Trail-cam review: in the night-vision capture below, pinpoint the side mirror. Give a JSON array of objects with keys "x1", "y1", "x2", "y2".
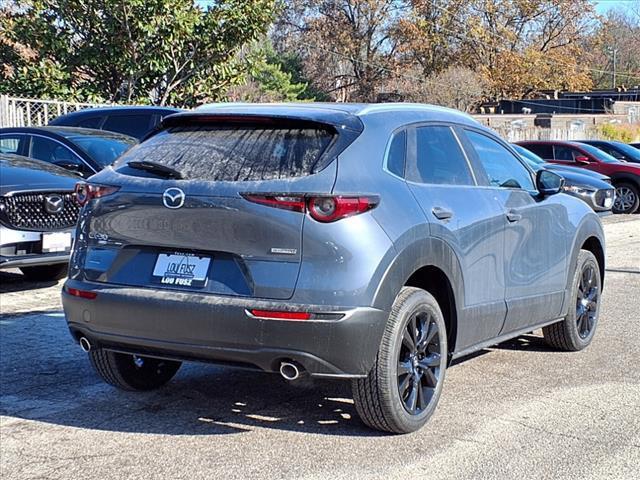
[
  {"x1": 575, "y1": 155, "x2": 591, "y2": 165},
  {"x1": 536, "y1": 169, "x2": 564, "y2": 196},
  {"x1": 55, "y1": 161, "x2": 82, "y2": 171}
]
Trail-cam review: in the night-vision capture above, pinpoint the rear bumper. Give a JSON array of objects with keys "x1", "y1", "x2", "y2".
[{"x1": 62, "y1": 279, "x2": 388, "y2": 378}]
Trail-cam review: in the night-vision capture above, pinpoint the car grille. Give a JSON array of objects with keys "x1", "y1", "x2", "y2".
[{"x1": 0, "y1": 191, "x2": 79, "y2": 232}]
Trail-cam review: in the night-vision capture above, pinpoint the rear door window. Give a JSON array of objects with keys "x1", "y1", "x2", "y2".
[
  {"x1": 115, "y1": 125, "x2": 335, "y2": 181},
  {"x1": 408, "y1": 125, "x2": 474, "y2": 185},
  {"x1": 103, "y1": 114, "x2": 152, "y2": 138},
  {"x1": 521, "y1": 144, "x2": 552, "y2": 159}
]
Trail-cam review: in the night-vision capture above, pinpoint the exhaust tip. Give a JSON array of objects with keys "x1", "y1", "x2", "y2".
[
  {"x1": 79, "y1": 337, "x2": 91, "y2": 353},
  {"x1": 280, "y1": 361, "x2": 301, "y2": 381}
]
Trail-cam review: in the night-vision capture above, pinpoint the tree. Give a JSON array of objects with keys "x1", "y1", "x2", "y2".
[
  {"x1": 587, "y1": 8, "x2": 640, "y2": 88},
  {"x1": 275, "y1": 0, "x2": 408, "y2": 102},
  {"x1": 0, "y1": 0, "x2": 277, "y2": 106},
  {"x1": 226, "y1": 40, "x2": 310, "y2": 101}
]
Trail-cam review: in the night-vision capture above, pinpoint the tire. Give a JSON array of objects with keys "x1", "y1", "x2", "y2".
[
  {"x1": 613, "y1": 182, "x2": 639, "y2": 214},
  {"x1": 352, "y1": 287, "x2": 448, "y2": 434},
  {"x1": 89, "y1": 349, "x2": 181, "y2": 391},
  {"x1": 543, "y1": 250, "x2": 601, "y2": 351},
  {"x1": 20, "y1": 264, "x2": 68, "y2": 281}
]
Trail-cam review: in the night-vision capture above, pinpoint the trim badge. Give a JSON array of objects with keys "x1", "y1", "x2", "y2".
[{"x1": 162, "y1": 188, "x2": 185, "y2": 209}]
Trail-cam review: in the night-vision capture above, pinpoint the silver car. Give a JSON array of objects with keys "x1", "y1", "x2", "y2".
[{"x1": 62, "y1": 103, "x2": 605, "y2": 433}]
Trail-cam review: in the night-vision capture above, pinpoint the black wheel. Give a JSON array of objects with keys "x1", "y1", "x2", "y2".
[
  {"x1": 20, "y1": 264, "x2": 68, "y2": 281},
  {"x1": 613, "y1": 182, "x2": 639, "y2": 214},
  {"x1": 543, "y1": 250, "x2": 601, "y2": 351},
  {"x1": 89, "y1": 349, "x2": 181, "y2": 391},
  {"x1": 352, "y1": 287, "x2": 447, "y2": 434}
]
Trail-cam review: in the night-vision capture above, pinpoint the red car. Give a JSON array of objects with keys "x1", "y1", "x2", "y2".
[{"x1": 517, "y1": 140, "x2": 640, "y2": 214}]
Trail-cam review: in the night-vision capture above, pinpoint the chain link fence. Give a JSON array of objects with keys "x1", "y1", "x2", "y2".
[{"x1": 0, "y1": 95, "x2": 111, "y2": 127}]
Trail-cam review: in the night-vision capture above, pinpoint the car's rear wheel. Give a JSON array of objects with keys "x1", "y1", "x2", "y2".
[
  {"x1": 352, "y1": 287, "x2": 447, "y2": 434},
  {"x1": 89, "y1": 349, "x2": 181, "y2": 391},
  {"x1": 543, "y1": 250, "x2": 601, "y2": 351},
  {"x1": 613, "y1": 182, "x2": 639, "y2": 214},
  {"x1": 20, "y1": 264, "x2": 67, "y2": 281}
]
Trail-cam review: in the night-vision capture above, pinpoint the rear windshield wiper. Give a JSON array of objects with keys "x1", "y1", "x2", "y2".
[{"x1": 127, "y1": 160, "x2": 184, "y2": 179}]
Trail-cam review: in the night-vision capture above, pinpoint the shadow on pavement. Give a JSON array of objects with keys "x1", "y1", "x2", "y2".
[
  {"x1": 1, "y1": 312, "x2": 556, "y2": 438},
  {"x1": 0, "y1": 270, "x2": 60, "y2": 293},
  {"x1": 0, "y1": 312, "x2": 385, "y2": 437}
]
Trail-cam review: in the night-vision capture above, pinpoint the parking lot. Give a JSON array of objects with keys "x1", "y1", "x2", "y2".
[{"x1": 1, "y1": 214, "x2": 639, "y2": 480}]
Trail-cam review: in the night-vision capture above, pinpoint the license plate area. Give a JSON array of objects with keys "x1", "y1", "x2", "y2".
[
  {"x1": 152, "y1": 252, "x2": 211, "y2": 288},
  {"x1": 42, "y1": 232, "x2": 72, "y2": 253}
]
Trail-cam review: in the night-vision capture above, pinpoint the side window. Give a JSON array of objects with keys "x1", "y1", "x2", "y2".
[
  {"x1": 522, "y1": 143, "x2": 552, "y2": 159},
  {"x1": 29, "y1": 136, "x2": 88, "y2": 174},
  {"x1": 553, "y1": 145, "x2": 579, "y2": 162},
  {"x1": 0, "y1": 135, "x2": 24, "y2": 155},
  {"x1": 386, "y1": 130, "x2": 406, "y2": 177},
  {"x1": 76, "y1": 116, "x2": 104, "y2": 129},
  {"x1": 103, "y1": 114, "x2": 150, "y2": 138},
  {"x1": 408, "y1": 125, "x2": 474, "y2": 185},
  {"x1": 466, "y1": 130, "x2": 534, "y2": 190}
]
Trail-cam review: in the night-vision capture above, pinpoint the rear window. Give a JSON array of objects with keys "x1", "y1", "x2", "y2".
[{"x1": 115, "y1": 125, "x2": 335, "y2": 181}]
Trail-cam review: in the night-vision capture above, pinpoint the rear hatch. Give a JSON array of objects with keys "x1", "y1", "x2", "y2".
[{"x1": 78, "y1": 113, "x2": 362, "y2": 299}]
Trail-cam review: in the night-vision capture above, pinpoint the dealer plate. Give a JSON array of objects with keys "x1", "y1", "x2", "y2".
[{"x1": 152, "y1": 253, "x2": 211, "y2": 288}]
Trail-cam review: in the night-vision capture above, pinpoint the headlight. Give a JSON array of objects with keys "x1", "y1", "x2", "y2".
[
  {"x1": 562, "y1": 184, "x2": 596, "y2": 195},
  {"x1": 602, "y1": 190, "x2": 615, "y2": 209}
]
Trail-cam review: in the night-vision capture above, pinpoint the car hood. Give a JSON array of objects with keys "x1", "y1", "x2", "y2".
[
  {"x1": 553, "y1": 169, "x2": 612, "y2": 190},
  {"x1": 0, "y1": 155, "x2": 80, "y2": 195},
  {"x1": 543, "y1": 163, "x2": 610, "y2": 181}
]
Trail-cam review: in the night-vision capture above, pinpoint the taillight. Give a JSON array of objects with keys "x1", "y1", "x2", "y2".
[
  {"x1": 242, "y1": 194, "x2": 378, "y2": 222},
  {"x1": 241, "y1": 194, "x2": 305, "y2": 212},
  {"x1": 307, "y1": 196, "x2": 377, "y2": 222},
  {"x1": 75, "y1": 182, "x2": 120, "y2": 206}
]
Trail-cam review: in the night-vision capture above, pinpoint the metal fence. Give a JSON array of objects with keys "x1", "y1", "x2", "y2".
[
  {"x1": 494, "y1": 126, "x2": 600, "y2": 143},
  {"x1": 0, "y1": 95, "x2": 111, "y2": 127}
]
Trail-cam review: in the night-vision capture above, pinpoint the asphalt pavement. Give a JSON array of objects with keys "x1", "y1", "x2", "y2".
[{"x1": 1, "y1": 215, "x2": 639, "y2": 480}]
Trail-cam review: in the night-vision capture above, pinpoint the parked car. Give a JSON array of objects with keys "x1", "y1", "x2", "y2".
[
  {"x1": 516, "y1": 140, "x2": 640, "y2": 214},
  {"x1": 0, "y1": 153, "x2": 80, "y2": 280},
  {"x1": 49, "y1": 106, "x2": 182, "y2": 140},
  {"x1": 577, "y1": 140, "x2": 640, "y2": 164},
  {"x1": 0, "y1": 126, "x2": 137, "y2": 178},
  {"x1": 512, "y1": 144, "x2": 615, "y2": 213},
  {"x1": 63, "y1": 103, "x2": 605, "y2": 434}
]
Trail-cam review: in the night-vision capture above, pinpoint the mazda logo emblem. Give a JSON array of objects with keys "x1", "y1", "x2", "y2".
[
  {"x1": 44, "y1": 194, "x2": 65, "y2": 214},
  {"x1": 162, "y1": 187, "x2": 185, "y2": 209}
]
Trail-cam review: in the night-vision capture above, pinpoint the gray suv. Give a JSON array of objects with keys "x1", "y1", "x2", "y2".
[{"x1": 62, "y1": 103, "x2": 605, "y2": 433}]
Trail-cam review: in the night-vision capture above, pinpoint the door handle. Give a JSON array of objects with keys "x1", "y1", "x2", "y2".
[
  {"x1": 506, "y1": 209, "x2": 522, "y2": 222},
  {"x1": 432, "y1": 206, "x2": 453, "y2": 220}
]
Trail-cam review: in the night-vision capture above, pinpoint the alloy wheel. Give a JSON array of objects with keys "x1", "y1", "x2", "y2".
[
  {"x1": 397, "y1": 311, "x2": 443, "y2": 415},
  {"x1": 614, "y1": 186, "x2": 636, "y2": 212},
  {"x1": 576, "y1": 264, "x2": 598, "y2": 339}
]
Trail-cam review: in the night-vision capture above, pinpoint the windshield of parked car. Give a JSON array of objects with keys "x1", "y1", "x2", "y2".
[
  {"x1": 69, "y1": 135, "x2": 137, "y2": 167},
  {"x1": 573, "y1": 143, "x2": 620, "y2": 164},
  {"x1": 610, "y1": 142, "x2": 640, "y2": 161},
  {"x1": 512, "y1": 144, "x2": 544, "y2": 170}
]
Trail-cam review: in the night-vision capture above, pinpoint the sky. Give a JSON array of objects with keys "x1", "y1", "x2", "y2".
[{"x1": 593, "y1": 0, "x2": 638, "y2": 14}]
